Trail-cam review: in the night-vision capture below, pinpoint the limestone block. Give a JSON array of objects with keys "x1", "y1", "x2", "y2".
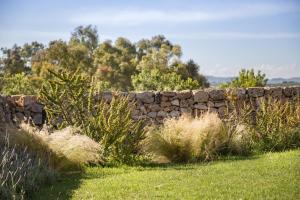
[
  {"x1": 214, "y1": 101, "x2": 226, "y2": 108},
  {"x1": 157, "y1": 110, "x2": 167, "y2": 118},
  {"x1": 161, "y1": 91, "x2": 176, "y2": 97},
  {"x1": 147, "y1": 112, "x2": 157, "y2": 118},
  {"x1": 226, "y1": 88, "x2": 247, "y2": 100},
  {"x1": 207, "y1": 101, "x2": 214, "y2": 108},
  {"x1": 140, "y1": 106, "x2": 147, "y2": 114},
  {"x1": 180, "y1": 108, "x2": 192, "y2": 115},
  {"x1": 180, "y1": 99, "x2": 189, "y2": 108},
  {"x1": 208, "y1": 89, "x2": 225, "y2": 101},
  {"x1": 193, "y1": 90, "x2": 209, "y2": 102},
  {"x1": 161, "y1": 101, "x2": 171, "y2": 107},
  {"x1": 170, "y1": 110, "x2": 180, "y2": 118},
  {"x1": 171, "y1": 99, "x2": 180, "y2": 106},
  {"x1": 248, "y1": 87, "x2": 264, "y2": 97},
  {"x1": 176, "y1": 90, "x2": 192, "y2": 99},
  {"x1": 161, "y1": 96, "x2": 169, "y2": 102},
  {"x1": 136, "y1": 92, "x2": 154, "y2": 103},
  {"x1": 193, "y1": 103, "x2": 208, "y2": 110},
  {"x1": 149, "y1": 104, "x2": 161, "y2": 112},
  {"x1": 265, "y1": 87, "x2": 282, "y2": 98}
]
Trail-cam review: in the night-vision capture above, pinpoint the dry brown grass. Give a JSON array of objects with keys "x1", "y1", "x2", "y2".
[
  {"x1": 0, "y1": 123, "x2": 104, "y2": 171},
  {"x1": 143, "y1": 112, "x2": 249, "y2": 163}
]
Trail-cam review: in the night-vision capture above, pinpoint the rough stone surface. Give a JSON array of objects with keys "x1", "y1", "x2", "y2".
[
  {"x1": 209, "y1": 89, "x2": 225, "y2": 101},
  {"x1": 136, "y1": 92, "x2": 154, "y2": 103},
  {"x1": 176, "y1": 90, "x2": 192, "y2": 99},
  {"x1": 248, "y1": 87, "x2": 265, "y2": 97},
  {"x1": 265, "y1": 87, "x2": 282, "y2": 97},
  {"x1": 193, "y1": 90, "x2": 209, "y2": 102},
  {"x1": 1, "y1": 86, "x2": 299, "y2": 126},
  {"x1": 194, "y1": 103, "x2": 208, "y2": 110},
  {"x1": 171, "y1": 99, "x2": 180, "y2": 106}
]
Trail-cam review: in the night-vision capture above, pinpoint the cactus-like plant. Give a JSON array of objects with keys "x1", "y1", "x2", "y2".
[{"x1": 40, "y1": 69, "x2": 145, "y2": 164}]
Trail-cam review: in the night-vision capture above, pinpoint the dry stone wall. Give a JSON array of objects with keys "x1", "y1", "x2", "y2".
[{"x1": 1, "y1": 86, "x2": 300, "y2": 126}]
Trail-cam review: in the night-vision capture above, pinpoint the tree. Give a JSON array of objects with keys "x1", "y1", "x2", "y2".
[
  {"x1": 132, "y1": 68, "x2": 199, "y2": 91},
  {"x1": 70, "y1": 25, "x2": 99, "y2": 53},
  {"x1": 1, "y1": 45, "x2": 27, "y2": 75},
  {"x1": 32, "y1": 39, "x2": 94, "y2": 77},
  {"x1": 93, "y1": 38, "x2": 137, "y2": 90},
  {"x1": 221, "y1": 69, "x2": 268, "y2": 88}
]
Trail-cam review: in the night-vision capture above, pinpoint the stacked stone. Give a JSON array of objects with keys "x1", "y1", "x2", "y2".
[
  {"x1": 1, "y1": 86, "x2": 300, "y2": 126},
  {"x1": 0, "y1": 95, "x2": 44, "y2": 126}
]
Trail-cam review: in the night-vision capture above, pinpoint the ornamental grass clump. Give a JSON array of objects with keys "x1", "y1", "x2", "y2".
[
  {"x1": 143, "y1": 112, "x2": 250, "y2": 163},
  {"x1": 0, "y1": 130, "x2": 56, "y2": 200},
  {"x1": 242, "y1": 98, "x2": 300, "y2": 152}
]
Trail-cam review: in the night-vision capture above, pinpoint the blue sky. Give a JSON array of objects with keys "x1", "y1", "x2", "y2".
[{"x1": 0, "y1": 0, "x2": 300, "y2": 78}]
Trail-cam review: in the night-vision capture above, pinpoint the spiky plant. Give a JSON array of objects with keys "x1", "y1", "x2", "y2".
[{"x1": 40, "y1": 69, "x2": 145, "y2": 164}]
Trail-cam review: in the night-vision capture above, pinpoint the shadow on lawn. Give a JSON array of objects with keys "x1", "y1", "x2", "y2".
[
  {"x1": 32, "y1": 172, "x2": 83, "y2": 200},
  {"x1": 32, "y1": 154, "x2": 261, "y2": 199},
  {"x1": 136, "y1": 154, "x2": 260, "y2": 171}
]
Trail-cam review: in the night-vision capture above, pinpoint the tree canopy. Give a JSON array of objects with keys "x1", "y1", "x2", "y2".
[{"x1": 0, "y1": 25, "x2": 209, "y2": 94}]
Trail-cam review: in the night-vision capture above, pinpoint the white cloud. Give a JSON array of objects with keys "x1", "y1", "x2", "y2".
[
  {"x1": 168, "y1": 32, "x2": 300, "y2": 40},
  {"x1": 69, "y1": 3, "x2": 299, "y2": 26},
  {"x1": 202, "y1": 64, "x2": 300, "y2": 78}
]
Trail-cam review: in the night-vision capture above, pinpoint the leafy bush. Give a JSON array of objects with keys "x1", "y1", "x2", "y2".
[
  {"x1": 40, "y1": 69, "x2": 145, "y2": 164},
  {"x1": 239, "y1": 98, "x2": 300, "y2": 151},
  {"x1": 143, "y1": 113, "x2": 250, "y2": 163},
  {"x1": 221, "y1": 69, "x2": 268, "y2": 88},
  {"x1": 132, "y1": 68, "x2": 200, "y2": 91},
  {"x1": 0, "y1": 130, "x2": 56, "y2": 199},
  {"x1": 0, "y1": 73, "x2": 42, "y2": 95}
]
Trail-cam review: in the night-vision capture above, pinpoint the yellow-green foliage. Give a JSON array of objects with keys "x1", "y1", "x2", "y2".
[
  {"x1": 143, "y1": 113, "x2": 249, "y2": 163},
  {"x1": 0, "y1": 73, "x2": 42, "y2": 95},
  {"x1": 242, "y1": 98, "x2": 300, "y2": 151},
  {"x1": 40, "y1": 69, "x2": 145, "y2": 164},
  {"x1": 221, "y1": 69, "x2": 267, "y2": 88}
]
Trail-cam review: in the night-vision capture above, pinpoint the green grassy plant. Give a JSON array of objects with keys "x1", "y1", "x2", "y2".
[{"x1": 238, "y1": 98, "x2": 300, "y2": 151}]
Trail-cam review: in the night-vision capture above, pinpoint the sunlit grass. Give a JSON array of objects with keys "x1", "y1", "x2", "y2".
[{"x1": 34, "y1": 149, "x2": 300, "y2": 200}]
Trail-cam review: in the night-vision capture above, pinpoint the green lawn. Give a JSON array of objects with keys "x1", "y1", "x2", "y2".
[{"x1": 33, "y1": 149, "x2": 300, "y2": 200}]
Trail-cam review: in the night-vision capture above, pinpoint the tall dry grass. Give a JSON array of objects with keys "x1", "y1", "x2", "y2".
[
  {"x1": 143, "y1": 113, "x2": 250, "y2": 163},
  {"x1": 1, "y1": 123, "x2": 104, "y2": 171}
]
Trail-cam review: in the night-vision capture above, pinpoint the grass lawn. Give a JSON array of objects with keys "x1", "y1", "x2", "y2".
[{"x1": 33, "y1": 149, "x2": 300, "y2": 200}]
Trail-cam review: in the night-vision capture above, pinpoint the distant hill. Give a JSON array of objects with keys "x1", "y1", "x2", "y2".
[{"x1": 206, "y1": 76, "x2": 300, "y2": 86}]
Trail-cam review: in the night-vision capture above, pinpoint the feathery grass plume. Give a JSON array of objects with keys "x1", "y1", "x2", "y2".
[
  {"x1": 0, "y1": 127, "x2": 56, "y2": 199},
  {"x1": 143, "y1": 112, "x2": 249, "y2": 163}
]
